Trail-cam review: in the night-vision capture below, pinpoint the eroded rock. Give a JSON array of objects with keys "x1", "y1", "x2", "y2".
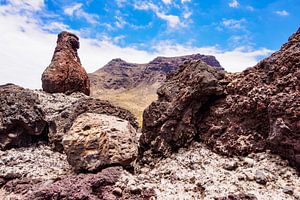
[
  {"x1": 34, "y1": 91, "x2": 138, "y2": 152},
  {"x1": 140, "y1": 60, "x2": 225, "y2": 158},
  {"x1": 63, "y1": 113, "x2": 138, "y2": 172},
  {"x1": 0, "y1": 84, "x2": 47, "y2": 150},
  {"x1": 42, "y1": 31, "x2": 90, "y2": 95}
]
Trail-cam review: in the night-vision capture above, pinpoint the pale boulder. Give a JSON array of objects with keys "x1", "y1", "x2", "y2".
[{"x1": 62, "y1": 113, "x2": 138, "y2": 172}]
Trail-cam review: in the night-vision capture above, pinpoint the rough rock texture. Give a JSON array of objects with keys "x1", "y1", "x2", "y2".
[
  {"x1": 117, "y1": 142, "x2": 300, "y2": 200},
  {"x1": 140, "y1": 61, "x2": 225, "y2": 158},
  {"x1": 140, "y1": 28, "x2": 300, "y2": 171},
  {"x1": 0, "y1": 144, "x2": 71, "y2": 187},
  {"x1": 0, "y1": 84, "x2": 47, "y2": 150},
  {"x1": 4, "y1": 167, "x2": 155, "y2": 200},
  {"x1": 34, "y1": 91, "x2": 138, "y2": 152},
  {"x1": 63, "y1": 113, "x2": 138, "y2": 172},
  {"x1": 198, "y1": 28, "x2": 300, "y2": 170},
  {"x1": 42, "y1": 31, "x2": 90, "y2": 95},
  {"x1": 1, "y1": 142, "x2": 299, "y2": 199}
]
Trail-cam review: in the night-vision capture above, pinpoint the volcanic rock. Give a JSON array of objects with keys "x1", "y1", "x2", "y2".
[
  {"x1": 139, "y1": 28, "x2": 300, "y2": 172},
  {"x1": 22, "y1": 167, "x2": 156, "y2": 200},
  {"x1": 0, "y1": 84, "x2": 47, "y2": 150},
  {"x1": 140, "y1": 61, "x2": 225, "y2": 158},
  {"x1": 62, "y1": 113, "x2": 138, "y2": 172},
  {"x1": 198, "y1": 28, "x2": 300, "y2": 170},
  {"x1": 42, "y1": 31, "x2": 90, "y2": 95},
  {"x1": 34, "y1": 91, "x2": 138, "y2": 152}
]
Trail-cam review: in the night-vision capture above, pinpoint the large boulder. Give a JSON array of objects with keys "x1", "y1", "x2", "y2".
[
  {"x1": 198, "y1": 28, "x2": 300, "y2": 170},
  {"x1": 62, "y1": 113, "x2": 138, "y2": 172},
  {"x1": 0, "y1": 84, "x2": 47, "y2": 150},
  {"x1": 140, "y1": 28, "x2": 300, "y2": 172},
  {"x1": 140, "y1": 61, "x2": 225, "y2": 158},
  {"x1": 42, "y1": 31, "x2": 90, "y2": 95},
  {"x1": 34, "y1": 91, "x2": 138, "y2": 152}
]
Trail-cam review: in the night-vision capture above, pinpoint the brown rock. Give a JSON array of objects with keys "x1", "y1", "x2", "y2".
[
  {"x1": 139, "y1": 28, "x2": 300, "y2": 172},
  {"x1": 20, "y1": 167, "x2": 156, "y2": 200},
  {"x1": 42, "y1": 31, "x2": 90, "y2": 95},
  {"x1": 0, "y1": 84, "x2": 47, "y2": 150},
  {"x1": 63, "y1": 113, "x2": 138, "y2": 172},
  {"x1": 198, "y1": 28, "x2": 300, "y2": 171},
  {"x1": 139, "y1": 61, "x2": 225, "y2": 158}
]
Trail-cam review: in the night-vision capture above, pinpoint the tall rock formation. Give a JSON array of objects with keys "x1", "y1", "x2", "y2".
[
  {"x1": 42, "y1": 31, "x2": 90, "y2": 95},
  {"x1": 140, "y1": 28, "x2": 300, "y2": 172}
]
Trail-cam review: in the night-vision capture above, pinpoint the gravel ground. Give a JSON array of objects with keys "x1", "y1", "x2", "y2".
[
  {"x1": 0, "y1": 142, "x2": 299, "y2": 200},
  {"x1": 0, "y1": 144, "x2": 72, "y2": 181},
  {"x1": 117, "y1": 142, "x2": 300, "y2": 200}
]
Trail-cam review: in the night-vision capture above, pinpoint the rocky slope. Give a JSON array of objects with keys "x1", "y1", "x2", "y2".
[
  {"x1": 140, "y1": 28, "x2": 300, "y2": 172},
  {"x1": 89, "y1": 54, "x2": 223, "y2": 125}
]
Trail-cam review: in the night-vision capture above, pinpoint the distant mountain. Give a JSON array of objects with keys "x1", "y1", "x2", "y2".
[
  {"x1": 88, "y1": 54, "x2": 223, "y2": 125},
  {"x1": 89, "y1": 54, "x2": 223, "y2": 91}
]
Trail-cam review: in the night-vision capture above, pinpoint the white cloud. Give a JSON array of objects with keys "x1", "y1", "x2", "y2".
[
  {"x1": 222, "y1": 18, "x2": 246, "y2": 30},
  {"x1": 0, "y1": 1, "x2": 273, "y2": 89},
  {"x1": 7, "y1": 0, "x2": 44, "y2": 11},
  {"x1": 229, "y1": 0, "x2": 239, "y2": 8},
  {"x1": 181, "y1": 0, "x2": 191, "y2": 3},
  {"x1": 162, "y1": 0, "x2": 173, "y2": 4},
  {"x1": 153, "y1": 41, "x2": 273, "y2": 72},
  {"x1": 116, "y1": 0, "x2": 127, "y2": 7},
  {"x1": 275, "y1": 10, "x2": 289, "y2": 16},
  {"x1": 183, "y1": 11, "x2": 192, "y2": 19},
  {"x1": 115, "y1": 16, "x2": 126, "y2": 28},
  {"x1": 134, "y1": 2, "x2": 182, "y2": 28},
  {"x1": 64, "y1": 3, "x2": 99, "y2": 24}
]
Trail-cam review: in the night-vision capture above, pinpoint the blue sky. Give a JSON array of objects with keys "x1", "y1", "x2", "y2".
[{"x1": 0, "y1": 0, "x2": 299, "y2": 88}]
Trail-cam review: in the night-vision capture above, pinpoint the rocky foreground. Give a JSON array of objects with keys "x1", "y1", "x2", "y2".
[
  {"x1": 0, "y1": 142, "x2": 299, "y2": 199},
  {"x1": 0, "y1": 28, "x2": 299, "y2": 200}
]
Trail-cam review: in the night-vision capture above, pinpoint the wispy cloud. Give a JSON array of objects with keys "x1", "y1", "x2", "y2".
[
  {"x1": 275, "y1": 10, "x2": 289, "y2": 16},
  {"x1": 222, "y1": 18, "x2": 246, "y2": 30},
  {"x1": 7, "y1": 0, "x2": 45, "y2": 11},
  {"x1": 229, "y1": 0, "x2": 239, "y2": 8},
  {"x1": 64, "y1": 3, "x2": 99, "y2": 24},
  {"x1": 134, "y1": 2, "x2": 182, "y2": 28},
  {"x1": 181, "y1": 0, "x2": 191, "y2": 3}
]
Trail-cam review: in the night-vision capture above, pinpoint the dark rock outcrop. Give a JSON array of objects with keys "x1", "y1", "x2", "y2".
[
  {"x1": 140, "y1": 61, "x2": 225, "y2": 158},
  {"x1": 199, "y1": 28, "x2": 300, "y2": 170},
  {"x1": 140, "y1": 28, "x2": 300, "y2": 171},
  {"x1": 42, "y1": 31, "x2": 90, "y2": 95},
  {"x1": 0, "y1": 84, "x2": 47, "y2": 150},
  {"x1": 34, "y1": 91, "x2": 138, "y2": 152}
]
